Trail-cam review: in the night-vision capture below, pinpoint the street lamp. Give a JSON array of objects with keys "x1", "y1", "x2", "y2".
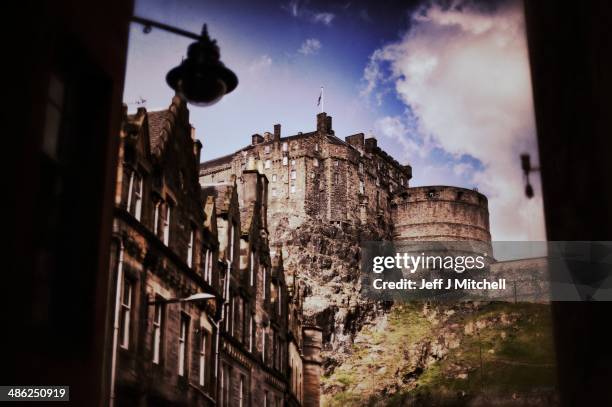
[{"x1": 132, "y1": 16, "x2": 238, "y2": 106}]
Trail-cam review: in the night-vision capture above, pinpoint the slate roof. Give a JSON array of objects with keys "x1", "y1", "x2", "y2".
[{"x1": 147, "y1": 110, "x2": 172, "y2": 151}]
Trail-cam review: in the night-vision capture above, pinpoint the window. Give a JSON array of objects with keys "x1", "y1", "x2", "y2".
[
  {"x1": 334, "y1": 160, "x2": 339, "y2": 166},
  {"x1": 187, "y1": 226, "x2": 195, "y2": 268},
  {"x1": 199, "y1": 332, "x2": 208, "y2": 387},
  {"x1": 314, "y1": 143, "x2": 319, "y2": 151},
  {"x1": 42, "y1": 74, "x2": 64, "y2": 160},
  {"x1": 359, "y1": 180, "x2": 365, "y2": 194},
  {"x1": 271, "y1": 187, "x2": 277, "y2": 197},
  {"x1": 400, "y1": 177, "x2": 404, "y2": 186},
  {"x1": 220, "y1": 363, "x2": 231, "y2": 407},
  {"x1": 264, "y1": 159, "x2": 271, "y2": 169},
  {"x1": 120, "y1": 278, "x2": 132, "y2": 349},
  {"x1": 272, "y1": 174, "x2": 277, "y2": 182},
  {"x1": 282, "y1": 142, "x2": 288, "y2": 151},
  {"x1": 290, "y1": 170, "x2": 297, "y2": 180},
  {"x1": 127, "y1": 170, "x2": 143, "y2": 221},
  {"x1": 178, "y1": 314, "x2": 189, "y2": 376},
  {"x1": 248, "y1": 314, "x2": 253, "y2": 352},
  {"x1": 204, "y1": 249, "x2": 210, "y2": 280},
  {"x1": 290, "y1": 183, "x2": 296, "y2": 193},
  {"x1": 333, "y1": 173, "x2": 339, "y2": 184},
  {"x1": 264, "y1": 145, "x2": 270, "y2": 154},
  {"x1": 229, "y1": 222, "x2": 235, "y2": 261},
  {"x1": 282, "y1": 156, "x2": 288, "y2": 166},
  {"x1": 278, "y1": 286, "x2": 282, "y2": 316},
  {"x1": 264, "y1": 391, "x2": 269, "y2": 407},
  {"x1": 231, "y1": 296, "x2": 237, "y2": 336},
  {"x1": 313, "y1": 158, "x2": 319, "y2": 167},
  {"x1": 153, "y1": 200, "x2": 160, "y2": 235},
  {"x1": 152, "y1": 301, "x2": 164, "y2": 364},
  {"x1": 262, "y1": 328, "x2": 267, "y2": 362},
  {"x1": 224, "y1": 294, "x2": 231, "y2": 332},
  {"x1": 376, "y1": 177, "x2": 380, "y2": 187},
  {"x1": 250, "y1": 251, "x2": 255, "y2": 286},
  {"x1": 239, "y1": 375, "x2": 246, "y2": 407},
  {"x1": 163, "y1": 202, "x2": 172, "y2": 246},
  {"x1": 359, "y1": 162, "x2": 364, "y2": 173},
  {"x1": 291, "y1": 159, "x2": 296, "y2": 166},
  {"x1": 263, "y1": 268, "x2": 267, "y2": 299}
]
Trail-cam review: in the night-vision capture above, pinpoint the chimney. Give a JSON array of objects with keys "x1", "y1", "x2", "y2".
[
  {"x1": 252, "y1": 133, "x2": 264, "y2": 145},
  {"x1": 273, "y1": 124, "x2": 281, "y2": 141},
  {"x1": 194, "y1": 139, "x2": 202, "y2": 163},
  {"x1": 316, "y1": 112, "x2": 327, "y2": 133},
  {"x1": 345, "y1": 133, "x2": 365, "y2": 149},
  {"x1": 365, "y1": 137, "x2": 378, "y2": 151},
  {"x1": 325, "y1": 115, "x2": 333, "y2": 133}
]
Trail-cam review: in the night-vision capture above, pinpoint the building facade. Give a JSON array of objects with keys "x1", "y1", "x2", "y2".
[
  {"x1": 199, "y1": 113, "x2": 413, "y2": 233},
  {"x1": 109, "y1": 96, "x2": 319, "y2": 406}
]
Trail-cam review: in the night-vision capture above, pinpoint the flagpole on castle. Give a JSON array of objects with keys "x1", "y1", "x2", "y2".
[{"x1": 318, "y1": 86, "x2": 324, "y2": 113}]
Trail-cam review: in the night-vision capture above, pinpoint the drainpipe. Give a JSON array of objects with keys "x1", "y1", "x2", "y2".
[
  {"x1": 210, "y1": 259, "x2": 231, "y2": 401},
  {"x1": 109, "y1": 239, "x2": 125, "y2": 407}
]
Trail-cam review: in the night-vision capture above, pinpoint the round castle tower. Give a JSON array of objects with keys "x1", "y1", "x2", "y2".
[{"x1": 392, "y1": 186, "x2": 491, "y2": 243}]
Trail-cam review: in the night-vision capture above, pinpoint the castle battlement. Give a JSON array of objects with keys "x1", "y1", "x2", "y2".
[{"x1": 200, "y1": 112, "x2": 413, "y2": 231}]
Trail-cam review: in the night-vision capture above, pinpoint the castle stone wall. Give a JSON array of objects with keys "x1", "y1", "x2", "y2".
[{"x1": 392, "y1": 186, "x2": 491, "y2": 243}]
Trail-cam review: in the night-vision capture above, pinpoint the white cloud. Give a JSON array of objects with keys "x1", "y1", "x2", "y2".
[
  {"x1": 375, "y1": 116, "x2": 422, "y2": 162},
  {"x1": 364, "y1": 1, "x2": 545, "y2": 241},
  {"x1": 282, "y1": 1, "x2": 335, "y2": 26},
  {"x1": 249, "y1": 54, "x2": 273, "y2": 71},
  {"x1": 311, "y1": 12, "x2": 335, "y2": 25},
  {"x1": 299, "y1": 38, "x2": 322, "y2": 55},
  {"x1": 453, "y1": 162, "x2": 474, "y2": 177}
]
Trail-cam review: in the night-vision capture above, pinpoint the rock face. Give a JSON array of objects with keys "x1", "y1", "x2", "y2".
[{"x1": 270, "y1": 215, "x2": 392, "y2": 371}]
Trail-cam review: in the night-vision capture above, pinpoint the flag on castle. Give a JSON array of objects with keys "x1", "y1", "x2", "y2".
[{"x1": 317, "y1": 86, "x2": 323, "y2": 112}]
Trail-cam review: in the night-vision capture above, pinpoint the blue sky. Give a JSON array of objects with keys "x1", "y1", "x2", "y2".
[{"x1": 123, "y1": 0, "x2": 545, "y2": 241}]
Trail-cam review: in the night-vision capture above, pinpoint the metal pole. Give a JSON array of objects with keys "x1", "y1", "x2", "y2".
[{"x1": 131, "y1": 16, "x2": 203, "y2": 41}]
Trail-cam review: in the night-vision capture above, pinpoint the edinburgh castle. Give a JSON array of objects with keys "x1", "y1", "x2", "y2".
[{"x1": 108, "y1": 95, "x2": 523, "y2": 406}]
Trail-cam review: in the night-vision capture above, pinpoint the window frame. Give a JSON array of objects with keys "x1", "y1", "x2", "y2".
[
  {"x1": 178, "y1": 313, "x2": 190, "y2": 377},
  {"x1": 119, "y1": 277, "x2": 132, "y2": 349}
]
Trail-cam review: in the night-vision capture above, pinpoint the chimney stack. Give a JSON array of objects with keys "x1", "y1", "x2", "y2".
[
  {"x1": 317, "y1": 113, "x2": 332, "y2": 134},
  {"x1": 273, "y1": 124, "x2": 281, "y2": 141}
]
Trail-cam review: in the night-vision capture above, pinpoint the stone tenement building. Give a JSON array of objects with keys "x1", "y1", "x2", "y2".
[{"x1": 108, "y1": 96, "x2": 320, "y2": 406}]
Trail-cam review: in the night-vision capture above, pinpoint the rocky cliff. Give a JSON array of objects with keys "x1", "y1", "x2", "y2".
[{"x1": 270, "y1": 215, "x2": 392, "y2": 372}]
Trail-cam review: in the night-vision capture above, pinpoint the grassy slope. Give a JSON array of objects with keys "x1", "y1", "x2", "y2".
[{"x1": 322, "y1": 303, "x2": 557, "y2": 406}]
